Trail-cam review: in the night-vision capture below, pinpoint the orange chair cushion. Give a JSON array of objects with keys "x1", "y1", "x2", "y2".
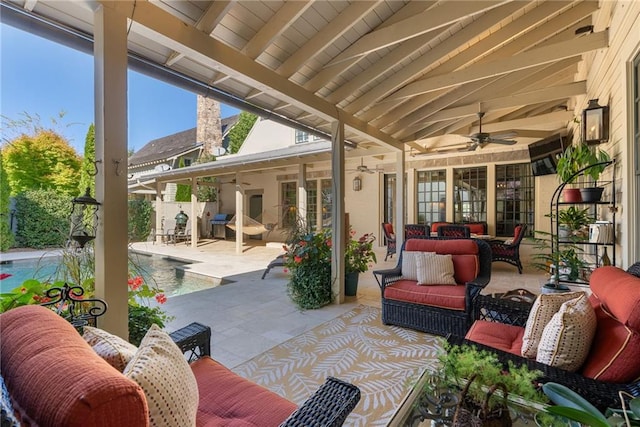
[
  {"x1": 430, "y1": 222, "x2": 450, "y2": 233},
  {"x1": 0, "y1": 305, "x2": 148, "y2": 427},
  {"x1": 405, "y1": 239, "x2": 479, "y2": 284},
  {"x1": 580, "y1": 295, "x2": 640, "y2": 382},
  {"x1": 466, "y1": 320, "x2": 525, "y2": 356},
  {"x1": 589, "y1": 266, "x2": 640, "y2": 331},
  {"x1": 465, "y1": 223, "x2": 485, "y2": 234},
  {"x1": 384, "y1": 280, "x2": 466, "y2": 310},
  {"x1": 192, "y1": 357, "x2": 296, "y2": 427}
]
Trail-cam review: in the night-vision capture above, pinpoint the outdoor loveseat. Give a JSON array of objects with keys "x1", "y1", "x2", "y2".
[
  {"x1": 373, "y1": 238, "x2": 492, "y2": 337},
  {"x1": 0, "y1": 305, "x2": 360, "y2": 426},
  {"x1": 454, "y1": 264, "x2": 640, "y2": 410}
]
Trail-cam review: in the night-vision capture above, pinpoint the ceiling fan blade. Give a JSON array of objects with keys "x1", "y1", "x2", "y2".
[{"x1": 486, "y1": 138, "x2": 517, "y2": 145}]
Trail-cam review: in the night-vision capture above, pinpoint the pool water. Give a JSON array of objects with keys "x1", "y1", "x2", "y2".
[{"x1": 0, "y1": 253, "x2": 221, "y2": 297}]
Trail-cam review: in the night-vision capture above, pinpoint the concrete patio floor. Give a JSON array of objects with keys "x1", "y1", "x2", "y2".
[{"x1": 130, "y1": 238, "x2": 549, "y2": 369}]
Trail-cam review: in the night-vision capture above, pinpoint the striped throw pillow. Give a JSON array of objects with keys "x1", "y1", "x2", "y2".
[{"x1": 416, "y1": 253, "x2": 457, "y2": 285}]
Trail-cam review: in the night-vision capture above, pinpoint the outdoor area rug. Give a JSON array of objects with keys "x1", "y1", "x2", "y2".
[{"x1": 232, "y1": 304, "x2": 443, "y2": 426}]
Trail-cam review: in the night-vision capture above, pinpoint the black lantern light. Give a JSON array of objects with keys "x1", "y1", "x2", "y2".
[
  {"x1": 582, "y1": 99, "x2": 609, "y2": 145},
  {"x1": 70, "y1": 187, "x2": 100, "y2": 248}
]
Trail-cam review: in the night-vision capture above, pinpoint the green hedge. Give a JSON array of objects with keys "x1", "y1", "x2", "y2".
[
  {"x1": 15, "y1": 189, "x2": 70, "y2": 248},
  {"x1": 128, "y1": 199, "x2": 152, "y2": 242}
]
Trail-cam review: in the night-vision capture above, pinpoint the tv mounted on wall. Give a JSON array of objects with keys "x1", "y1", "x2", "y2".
[{"x1": 528, "y1": 134, "x2": 567, "y2": 176}]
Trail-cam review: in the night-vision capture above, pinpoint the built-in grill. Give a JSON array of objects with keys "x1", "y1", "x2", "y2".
[{"x1": 210, "y1": 213, "x2": 233, "y2": 239}]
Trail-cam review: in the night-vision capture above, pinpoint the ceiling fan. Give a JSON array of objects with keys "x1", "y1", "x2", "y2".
[
  {"x1": 462, "y1": 112, "x2": 517, "y2": 151},
  {"x1": 347, "y1": 158, "x2": 384, "y2": 174}
]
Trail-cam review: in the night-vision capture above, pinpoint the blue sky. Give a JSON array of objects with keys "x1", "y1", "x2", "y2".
[{"x1": 1, "y1": 24, "x2": 239, "y2": 154}]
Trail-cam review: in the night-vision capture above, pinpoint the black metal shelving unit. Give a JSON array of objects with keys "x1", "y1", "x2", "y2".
[{"x1": 549, "y1": 160, "x2": 616, "y2": 286}]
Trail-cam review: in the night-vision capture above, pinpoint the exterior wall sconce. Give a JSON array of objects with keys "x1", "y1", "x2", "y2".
[
  {"x1": 69, "y1": 187, "x2": 100, "y2": 249},
  {"x1": 352, "y1": 176, "x2": 362, "y2": 192},
  {"x1": 582, "y1": 99, "x2": 609, "y2": 145}
]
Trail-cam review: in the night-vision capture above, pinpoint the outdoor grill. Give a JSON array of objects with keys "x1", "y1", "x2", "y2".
[{"x1": 210, "y1": 213, "x2": 234, "y2": 240}]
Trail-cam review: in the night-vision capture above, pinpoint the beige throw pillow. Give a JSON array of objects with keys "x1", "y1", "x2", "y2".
[
  {"x1": 83, "y1": 326, "x2": 138, "y2": 372},
  {"x1": 521, "y1": 291, "x2": 583, "y2": 358},
  {"x1": 536, "y1": 294, "x2": 597, "y2": 371},
  {"x1": 124, "y1": 324, "x2": 199, "y2": 427},
  {"x1": 402, "y1": 251, "x2": 428, "y2": 281},
  {"x1": 416, "y1": 253, "x2": 457, "y2": 285}
]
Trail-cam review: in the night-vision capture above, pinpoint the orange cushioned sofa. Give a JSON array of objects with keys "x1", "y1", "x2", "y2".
[
  {"x1": 453, "y1": 265, "x2": 640, "y2": 410},
  {"x1": 0, "y1": 305, "x2": 360, "y2": 427},
  {"x1": 373, "y1": 238, "x2": 492, "y2": 337}
]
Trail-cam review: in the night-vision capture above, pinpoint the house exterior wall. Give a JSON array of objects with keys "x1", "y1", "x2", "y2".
[
  {"x1": 238, "y1": 117, "x2": 297, "y2": 155},
  {"x1": 576, "y1": 0, "x2": 640, "y2": 266}
]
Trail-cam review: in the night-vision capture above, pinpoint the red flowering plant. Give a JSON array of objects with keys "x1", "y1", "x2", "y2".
[
  {"x1": 127, "y1": 273, "x2": 173, "y2": 346},
  {"x1": 345, "y1": 229, "x2": 376, "y2": 274},
  {"x1": 283, "y1": 228, "x2": 333, "y2": 309}
]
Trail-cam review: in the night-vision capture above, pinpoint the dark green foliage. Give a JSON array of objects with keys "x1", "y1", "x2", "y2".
[
  {"x1": 14, "y1": 189, "x2": 70, "y2": 248},
  {"x1": 0, "y1": 151, "x2": 14, "y2": 251},
  {"x1": 228, "y1": 112, "x2": 257, "y2": 154},
  {"x1": 78, "y1": 124, "x2": 96, "y2": 197},
  {"x1": 194, "y1": 154, "x2": 217, "y2": 202},
  {"x1": 2, "y1": 130, "x2": 81, "y2": 196},
  {"x1": 128, "y1": 305, "x2": 170, "y2": 346},
  {"x1": 175, "y1": 157, "x2": 192, "y2": 202},
  {"x1": 128, "y1": 199, "x2": 153, "y2": 242}
]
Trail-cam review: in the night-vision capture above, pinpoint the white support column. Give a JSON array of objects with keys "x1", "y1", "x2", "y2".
[
  {"x1": 155, "y1": 183, "x2": 163, "y2": 244},
  {"x1": 235, "y1": 172, "x2": 244, "y2": 254},
  {"x1": 407, "y1": 168, "x2": 416, "y2": 224},
  {"x1": 190, "y1": 179, "x2": 198, "y2": 248},
  {"x1": 395, "y1": 151, "x2": 406, "y2": 250},
  {"x1": 93, "y1": 5, "x2": 129, "y2": 338},
  {"x1": 331, "y1": 121, "x2": 345, "y2": 304},
  {"x1": 316, "y1": 180, "x2": 323, "y2": 231},
  {"x1": 297, "y1": 164, "x2": 307, "y2": 229}
]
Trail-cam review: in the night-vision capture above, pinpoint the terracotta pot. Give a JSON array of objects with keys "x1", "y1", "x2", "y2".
[{"x1": 561, "y1": 188, "x2": 582, "y2": 203}]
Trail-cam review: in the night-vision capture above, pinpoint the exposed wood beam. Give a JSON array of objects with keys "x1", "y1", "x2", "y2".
[
  {"x1": 389, "y1": 30, "x2": 608, "y2": 100},
  {"x1": 242, "y1": 1, "x2": 312, "y2": 59},
  {"x1": 165, "y1": 0, "x2": 234, "y2": 66},
  {"x1": 325, "y1": 1, "x2": 510, "y2": 67},
  {"x1": 110, "y1": 0, "x2": 403, "y2": 150},
  {"x1": 413, "y1": 81, "x2": 586, "y2": 124},
  {"x1": 276, "y1": 1, "x2": 380, "y2": 77},
  {"x1": 303, "y1": 1, "x2": 436, "y2": 93},
  {"x1": 349, "y1": 0, "x2": 562, "y2": 117}
]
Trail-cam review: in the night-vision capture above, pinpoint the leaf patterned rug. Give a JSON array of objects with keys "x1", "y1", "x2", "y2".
[{"x1": 232, "y1": 304, "x2": 443, "y2": 426}]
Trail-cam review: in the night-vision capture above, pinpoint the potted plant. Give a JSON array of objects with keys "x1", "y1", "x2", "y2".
[
  {"x1": 557, "y1": 207, "x2": 593, "y2": 240},
  {"x1": 529, "y1": 231, "x2": 587, "y2": 292},
  {"x1": 556, "y1": 143, "x2": 611, "y2": 202},
  {"x1": 344, "y1": 229, "x2": 376, "y2": 296},
  {"x1": 419, "y1": 343, "x2": 548, "y2": 426}
]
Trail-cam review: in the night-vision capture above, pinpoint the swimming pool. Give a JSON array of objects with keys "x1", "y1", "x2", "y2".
[{"x1": 0, "y1": 253, "x2": 221, "y2": 297}]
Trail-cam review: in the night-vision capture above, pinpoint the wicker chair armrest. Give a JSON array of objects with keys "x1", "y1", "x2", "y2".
[
  {"x1": 446, "y1": 335, "x2": 639, "y2": 411},
  {"x1": 169, "y1": 322, "x2": 211, "y2": 363},
  {"x1": 280, "y1": 377, "x2": 361, "y2": 427},
  {"x1": 372, "y1": 267, "x2": 403, "y2": 290},
  {"x1": 472, "y1": 294, "x2": 533, "y2": 326}
]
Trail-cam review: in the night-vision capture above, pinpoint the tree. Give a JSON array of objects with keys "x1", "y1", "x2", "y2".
[
  {"x1": 0, "y1": 151, "x2": 14, "y2": 251},
  {"x1": 78, "y1": 124, "x2": 96, "y2": 197},
  {"x1": 228, "y1": 112, "x2": 258, "y2": 154},
  {"x1": 2, "y1": 130, "x2": 81, "y2": 196},
  {"x1": 174, "y1": 157, "x2": 191, "y2": 202}
]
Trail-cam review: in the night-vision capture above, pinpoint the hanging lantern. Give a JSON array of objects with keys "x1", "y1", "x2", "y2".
[{"x1": 69, "y1": 188, "x2": 100, "y2": 248}]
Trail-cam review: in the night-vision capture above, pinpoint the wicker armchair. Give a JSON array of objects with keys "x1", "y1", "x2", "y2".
[
  {"x1": 488, "y1": 223, "x2": 527, "y2": 273},
  {"x1": 381, "y1": 222, "x2": 396, "y2": 261},
  {"x1": 404, "y1": 223, "x2": 428, "y2": 239},
  {"x1": 373, "y1": 238, "x2": 492, "y2": 337},
  {"x1": 437, "y1": 224, "x2": 471, "y2": 238}
]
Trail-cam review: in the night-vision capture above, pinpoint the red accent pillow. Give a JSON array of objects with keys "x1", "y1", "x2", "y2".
[{"x1": 590, "y1": 266, "x2": 640, "y2": 331}]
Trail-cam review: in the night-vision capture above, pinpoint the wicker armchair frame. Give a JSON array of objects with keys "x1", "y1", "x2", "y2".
[
  {"x1": 487, "y1": 224, "x2": 527, "y2": 274},
  {"x1": 437, "y1": 224, "x2": 471, "y2": 238},
  {"x1": 381, "y1": 222, "x2": 397, "y2": 261},
  {"x1": 452, "y1": 289, "x2": 640, "y2": 411},
  {"x1": 173, "y1": 322, "x2": 360, "y2": 426},
  {"x1": 373, "y1": 238, "x2": 492, "y2": 337}
]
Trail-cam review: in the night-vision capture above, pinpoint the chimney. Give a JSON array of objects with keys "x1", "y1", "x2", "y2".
[{"x1": 196, "y1": 95, "x2": 222, "y2": 157}]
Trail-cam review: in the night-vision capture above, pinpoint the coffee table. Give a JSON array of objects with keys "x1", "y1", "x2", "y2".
[{"x1": 387, "y1": 370, "x2": 551, "y2": 427}]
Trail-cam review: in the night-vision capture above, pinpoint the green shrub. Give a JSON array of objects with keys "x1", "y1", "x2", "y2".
[
  {"x1": 128, "y1": 199, "x2": 153, "y2": 242},
  {"x1": 0, "y1": 151, "x2": 14, "y2": 251},
  {"x1": 14, "y1": 189, "x2": 70, "y2": 248}
]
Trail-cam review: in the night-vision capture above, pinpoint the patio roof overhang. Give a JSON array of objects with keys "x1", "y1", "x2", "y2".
[{"x1": 2, "y1": 0, "x2": 607, "y2": 155}]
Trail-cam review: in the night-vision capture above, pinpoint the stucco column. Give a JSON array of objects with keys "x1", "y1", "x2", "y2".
[
  {"x1": 395, "y1": 151, "x2": 405, "y2": 250},
  {"x1": 297, "y1": 164, "x2": 307, "y2": 229},
  {"x1": 235, "y1": 172, "x2": 244, "y2": 254},
  {"x1": 155, "y1": 183, "x2": 163, "y2": 244},
  {"x1": 331, "y1": 121, "x2": 345, "y2": 304},
  {"x1": 93, "y1": 4, "x2": 129, "y2": 338},
  {"x1": 191, "y1": 179, "x2": 198, "y2": 248}
]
